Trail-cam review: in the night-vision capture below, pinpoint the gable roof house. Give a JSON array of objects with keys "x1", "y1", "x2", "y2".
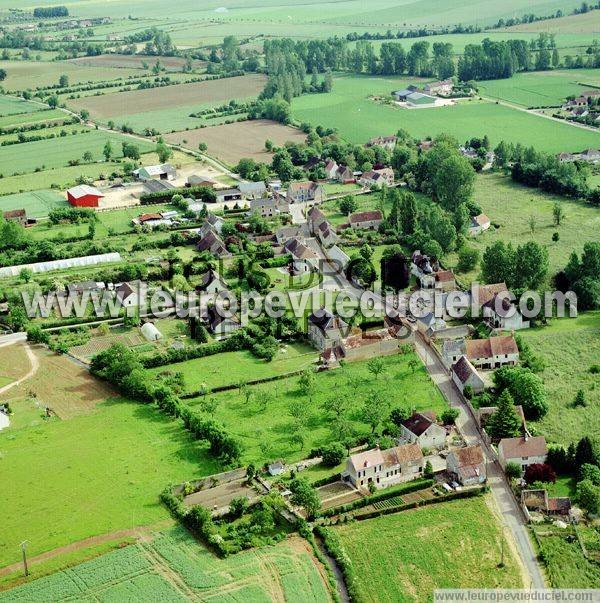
[
  {"x1": 482, "y1": 293, "x2": 530, "y2": 331},
  {"x1": 498, "y1": 435, "x2": 548, "y2": 473},
  {"x1": 287, "y1": 181, "x2": 325, "y2": 204},
  {"x1": 202, "y1": 306, "x2": 241, "y2": 339},
  {"x1": 469, "y1": 213, "x2": 491, "y2": 236},
  {"x1": 424, "y1": 79, "x2": 454, "y2": 96},
  {"x1": 334, "y1": 165, "x2": 354, "y2": 183},
  {"x1": 416, "y1": 312, "x2": 447, "y2": 338},
  {"x1": 365, "y1": 135, "x2": 398, "y2": 151},
  {"x1": 283, "y1": 237, "x2": 319, "y2": 273},
  {"x1": 196, "y1": 269, "x2": 228, "y2": 295},
  {"x1": 205, "y1": 212, "x2": 224, "y2": 234},
  {"x1": 349, "y1": 210, "x2": 383, "y2": 230},
  {"x1": 343, "y1": 443, "x2": 424, "y2": 491},
  {"x1": 446, "y1": 445, "x2": 486, "y2": 486},
  {"x1": 465, "y1": 335, "x2": 519, "y2": 369},
  {"x1": 316, "y1": 219, "x2": 339, "y2": 248},
  {"x1": 451, "y1": 355, "x2": 485, "y2": 395},
  {"x1": 358, "y1": 168, "x2": 394, "y2": 189},
  {"x1": 307, "y1": 205, "x2": 327, "y2": 234},
  {"x1": 400, "y1": 412, "x2": 447, "y2": 450},
  {"x1": 196, "y1": 230, "x2": 231, "y2": 258},
  {"x1": 307, "y1": 309, "x2": 349, "y2": 351},
  {"x1": 324, "y1": 159, "x2": 339, "y2": 180},
  {"x1": 434, "y1": 269, "x2": 456, "y2": 292},
  {"x1": 250, "y1": 196, "x2": 290, "y2": 218},
  {"x1": 116, "y1": 280, "x2": 143, "y2": 307}
]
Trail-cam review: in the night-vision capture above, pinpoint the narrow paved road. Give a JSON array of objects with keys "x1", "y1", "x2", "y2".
[{"x1": 413, "y1": 333, "x2": 545, "y2": 589}]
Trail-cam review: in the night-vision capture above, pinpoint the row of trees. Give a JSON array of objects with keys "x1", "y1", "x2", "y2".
[{"x1": 559, "y1": 242, "x2": 600, "y2": 310}]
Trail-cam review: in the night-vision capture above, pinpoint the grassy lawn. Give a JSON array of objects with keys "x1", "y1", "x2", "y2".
[
  {"x1": 520, "y1": 312, "x2": 600, "y2": 446},
  {"x1": 478, "y1": 69, "x2": 600, "y2": 108},
  {"x1": 186, "y1": 351, "x2": 447, "y2": 465},
  {"x1": 546, "y1": 476, "x2": 577, "y2": 498},
  {"x1": 0, "y1": 189, "x2": 67, "y2": 219},
  {"x1": 0, "y1": 397, "x2": 221, "y2": 568},
  {"x1": 0, "y1": 109, "x2": 66, "y2": 128},
  {"x1": 450, "y1": 173, "x2": 600, "y2": 283},
  {"x1": 292, "y1": 73, "x2": 600, "y2": 152},
  {"x1": 333, "y1": 495, "x2": 524, "y2": 601},
  {"x1": 148, "y1": 342, "x2": 318, "y2": 392},
  {"x1": 0, "y1": 527, "x2": 333, "y2": 601}
]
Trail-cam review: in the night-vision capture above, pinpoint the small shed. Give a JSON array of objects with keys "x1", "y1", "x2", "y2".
[
  {"x1": 268, "y1": 460, "x2": 284, "y2": 476},
  {"x1": 141, "y1": 322, "x2": 162, "y2": 342}
]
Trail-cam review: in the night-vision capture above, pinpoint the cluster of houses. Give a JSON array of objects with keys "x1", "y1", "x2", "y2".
[
  {"x1": 301, "y1": 156, "x2": 395, "y2": 190},
  {"x1": 557, "y1": 148, "x2": 600, "y2": 164},
  {"x1": 561, "y1": 89, "x2": 600, "y2": 124}
]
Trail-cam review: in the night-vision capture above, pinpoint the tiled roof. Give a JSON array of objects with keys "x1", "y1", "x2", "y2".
[
  {"x1": 402, "y1": 412, "x2": 434, "y2": 437},
  {"x1": 465, "y1": 336, "x2": 518, "y2": 360},
  {"x1": 452, "y1": 445, "x2": 484, "y2": 468},
  {"x1": 452, "y1": 356, "x2": 480, "y2": 384},
  {"x1": 499, "y1": 436, "x2": 547, "y2": 459},
  {"x1": 349, "y1": 210, "x2": 383, "y2": 224}
]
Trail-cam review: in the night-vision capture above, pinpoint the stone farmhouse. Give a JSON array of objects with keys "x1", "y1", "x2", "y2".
[
  {"x1": 334, "y1": 165, "x2": 354, "y2": 183},
  {"x1": 307, "y1": 206, "x2": 338, "y2": 247},
  {"x1": 424, "y1": 78, "x2": 454, "y2": 96},
  {"x1": 342, "y1": 443, "x2": 424, "y2": 490},
  {"x1": 358, "y1": 168, "x2": 394, "y2": 188},
  {"x1": 202, "y1": 306, "x2": 241, "y2": 339},
  {"x1": 446, "y1": 445, "x2": 486, "y2": 486},
  {"x1": 197, "y1": 230, "x2": 231, "y2": 258},
  {"x1": 482, "y1": 294, "x2": 530, "y2": 331},
  {"x1": 365, "y1": 135, "x2": 398, "y2": 151},
  {"x1": 349, "y1": 210, "x2": 383, "y2": 230},
  {"x1": 287, "y1": 181, "x2": 325, "y2": 204},
  {"x1": 196, "y1": 269, "x2": 228, "y2": 295},
  {"x1": 250, "y1": 196, "x2": 290, "y2": 218},
  {"x1": 498, "y1": 435, "x2": 548, "y2": 473},
  {"x1": 444, "y1": 336, "x2": 519, "y2": 370},
  {"x1": 283, "y1": 238, "x2": 319, "y2": 273},
  {"x1": 307, "y1": 309, "x2": 349, "y2": 351},
  {"x1": 400, "y1": 412, "x2": 447, "y2": 450}
]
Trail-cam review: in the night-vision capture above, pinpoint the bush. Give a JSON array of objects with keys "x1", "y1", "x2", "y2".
[{"x1": 321, "y1": 442, "x2": 346, "y2": 467}]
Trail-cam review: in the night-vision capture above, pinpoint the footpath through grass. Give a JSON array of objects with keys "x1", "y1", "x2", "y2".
[{"x1": 333, "y1": 495, "x2": 524, "y2": 602}]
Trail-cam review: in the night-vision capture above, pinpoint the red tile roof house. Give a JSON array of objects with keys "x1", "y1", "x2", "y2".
[
  {"x1": 433, "y1": 269, "x2": 456, "y2": 292},
  {"x1": 342, "y1": 443, "x2": 424, "y2": 491},
  {"x1": 400, "y1": 411, "x2": 447, "y2": 450},
  {"x1": 446, "y1": 445, "x2": 486, "y2": 486},
  {"x1": 465, "y1": 335, "x2": 519, "y2": 370},
  {"x1": 498, "y1": 435, "x2": 548, "y2": 474},
  {"x1": 348, "y1": 210, "x2": 383, "y2": 230},
  {"x1": 66, "y1": 185, "x2": 104, "y2": 208}
]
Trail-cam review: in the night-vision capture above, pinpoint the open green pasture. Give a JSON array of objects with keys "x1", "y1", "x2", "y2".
[
  {"x1": 520, "y1": 312, "x2": 600, "y2": 447},
  {"x1": 479, "y1": 69, "x2": 600, "y2": 107},
  {"x1": 0, "y1": 397, "x2": 221, "y2": 568},
  {"x1": 185, "y1": 351, "x2": 447, "y2": 465},
  {"x1": 0, "y1": 527, "x2": 332, "y2": 601},
  {"x1": 292, "y1": 73, "x2": 600, "y2": 152},
  {"x1": 454, "y1": 173, "x2": 600, "y2": 281},
  {"x1": 0, "y1": 130, "x2": 154, "y2": 176},
  {"x1": 332, "y1": 495, "x2": 524, "y2": 601}
]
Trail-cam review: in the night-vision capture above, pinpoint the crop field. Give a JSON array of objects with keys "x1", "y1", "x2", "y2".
[
  {"x1": 532, "y1": 524, "x2": 600, "y2": 588},
  {"x1": 479, "y1": 69, "x2": 600, "y2": 107},
  {"x1": 0, "y1": 527, "x2": 333, "y2": 601},
  {"x1": 0, "y1": 108, "x2": 67, "y2": 129},
  {"x1": 185, "y1": 351, "x2": 447, "y2": 465},
  {"x1": 292, "y1": 74, "x2": 600, "y2": 152},
  {"x1": 333, "y1": 495, "x2": 524, "y2": 601},
  {"x1": 67, "y1": 74, "x2": 267, "y2": 132},
  {"x1": 0, "y1": 129, "x2": 154, "y2": 176},
  {"x1": 451, "y1": 173, "x2": 600, "y2": 282},
  {"x1": 0, "y1": 394, "x2": 221, "y2": 568},
  {"x1": 0, "y1": 60, "x2": 143, "y2": 92},
  {"x1": 502, "y1": 10, "x2": 600, "y2": 34},
  {"x1": 69, "y1": 54, "x2": 207, "y2": 72},
  {"x1": 148, "y1": 342, "x2": 318, "y2": 392},
  {"x1": 0, "y1": 344, "x2": 29, "y2": 385},
  {"x1": 0, "y1": 95, "x2": 45, "y2": 117},
  {"x1": 166, "y1": 119, "x2": 307, "y2": 165},
  {"x1": 520, "y1": 313, "x2": 600, "y2": 447}
]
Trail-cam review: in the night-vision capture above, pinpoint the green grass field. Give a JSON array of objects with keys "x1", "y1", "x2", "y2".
[
  {"x1": 0, "y1": 397, "x2": 221, "y2": 568},
  {"x1": 0, "y1": 108, "x2": 66, "y2": 129},
  {"x1": 0, "y1": 189, "x2": 67, "y2": 219},
  {"x1": 0, "y1": 130, "x2": 154, "y2": 176},
  {"x1": 520, "y1": 312, "x2": 600, "y2": 447},
  {"x1": 149, "y1": 342, "x2": 318, "y2": 392},
  {"x1": 0, "y1": 527, "x2": 333, "y2": 601},
  {"x1": 449, "y1": 173, "x2": 600, "y2": 282},
  {"x1": 479, "y1": 69, "x2": 600, "y2": 107},
  {"x1": 333, "y1": 495, "x2": 524, "y2": 601},
  {"x1": 186, "y1": 351, "x2": 447, "y2": 465},
  {"x1": 0, "y1": 95, "x2": 46, "y2": 117},
  {"x1": 292, "y1": 73, "x2": 600, "y2": 152}
]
